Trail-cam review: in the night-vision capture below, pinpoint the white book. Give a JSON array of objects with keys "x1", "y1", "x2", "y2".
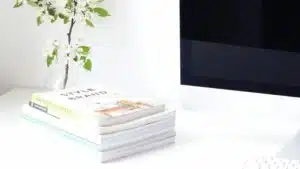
[
  {"x1": 100, "y1": 121, "x2": 174, "y2": 151},
  {"x1": 29, "y1": 86, "x2": 166, "y2": 126},
  {"x1": 100, "y1": 132, "x2": 175, "y2": 163},
  {"x1": 99, "y1": 109, "x2": 175, "y2": 135},
  {"x1": 25, "y1": 103, "x2": 175, "y2": 135},
  {"x1": 22, "y1": 104, "x2": 175, "y2": 151}
]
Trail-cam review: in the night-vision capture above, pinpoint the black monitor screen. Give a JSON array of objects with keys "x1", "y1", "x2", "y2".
[
  {"x1": 180, "y1": 0, "x2": 300, "y2": 97},
  {"x1": 181, "y1": 0, "x2": 300, "y2": 52}
]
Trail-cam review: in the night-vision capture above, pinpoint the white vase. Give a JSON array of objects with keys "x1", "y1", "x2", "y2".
[{"x1": 43, "y1": 59, "x2": 79, "y2": 91}]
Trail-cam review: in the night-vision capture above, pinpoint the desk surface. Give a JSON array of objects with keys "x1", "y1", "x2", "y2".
[{"x1": 0, "y1": 88, "x2": 300, "y2": 169}]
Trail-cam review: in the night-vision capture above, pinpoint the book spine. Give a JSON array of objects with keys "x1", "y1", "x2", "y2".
[{"x1": 31, "y1": 94, "x2": 78, "y2": 120}]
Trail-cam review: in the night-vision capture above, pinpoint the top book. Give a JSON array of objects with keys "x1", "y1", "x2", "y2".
[{"x1": 30, "y1": 86, "x2": 166, "y2": 126}]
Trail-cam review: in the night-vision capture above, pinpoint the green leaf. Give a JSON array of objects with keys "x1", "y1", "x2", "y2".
[
  {"x1": 85, "y1": 19, "x2": 94, "y2": 27},
  {"x1": 37, "y1": 16, "x2": 43, "y2": 26},
  {"x1": 51, "y1": 15, "x2": 58, "y2": 23},
  {"x1": 47, "y1": 8, "x2": 56, "y2": 16},
  {"x1": 47, "y1": 56, "x2": 53, "y2": 67},
  {"x1": 73, "y1": 56, "x2": 78, "y2": 62},
  {"x1": 80, "y1": 55, "x2": 87, "y2": 62},
  {"x1": 58, "y1": 13, "x2": 69, "y2": 24},
  {"x1": 26, "y1": 0, "x2": 38, "y2": 7},
  {"x1": 92, "y1": 0, "x2": 105, "y2": 3},
  {"x1": 66, "y1": 0, "x2": 72, "y2": 9},
  {"x1": 83, "y1": 59, "x2": 92, "y2": 71},
  {"x1": 63, "y1": 16, "x2": 70, "y2": 24},
  {"x1": 78, "y1": 46, "x2": 90, "y2": 54},
  {"x1": 13, "y1": 0, "x2": 23, "y2": 8},
  {"x1": 52, "y1": 48, "x2": 58, "y2": 57},
  {"x1": 58, "y1": 13, "x2": 65, "y2": 19},
  {"x1": 88, "y1": 7, "x2": 93, "y2": 12},
  {"x1": 85, "y1": 3, "x2": 94, "y2": 12},
  {"x1": 93, "y1": 7, "x2": 110, "y2": 17}
]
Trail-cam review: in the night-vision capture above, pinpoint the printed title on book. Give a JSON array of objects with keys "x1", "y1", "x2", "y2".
[{"x1": 60, "y1": 88, "x2": 108, "y2": 100}]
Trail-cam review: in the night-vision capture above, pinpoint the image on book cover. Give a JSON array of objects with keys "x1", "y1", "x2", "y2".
[{"x1": 90, "y1": 99, "x2": 156, "y2": 117}]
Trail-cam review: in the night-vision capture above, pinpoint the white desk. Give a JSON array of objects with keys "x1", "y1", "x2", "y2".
[{"x1": 0, "y1": 88, "x2": 300, "y2": 169}]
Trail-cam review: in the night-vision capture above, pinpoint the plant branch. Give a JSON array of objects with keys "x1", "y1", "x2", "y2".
[
  {"x1": 64, "y1": 0, "x2": 77, "y2": 89},
  {"x1": 67, "y1": 0, "x2": 77, "y2": 45},
  {"x1": 67, "y1": 19, "x2": 75, "y2": 45}
]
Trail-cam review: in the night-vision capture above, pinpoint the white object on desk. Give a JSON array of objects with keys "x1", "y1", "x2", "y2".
[{"x1": 0, "y1": 88, "x2": 300, "y2": 169}]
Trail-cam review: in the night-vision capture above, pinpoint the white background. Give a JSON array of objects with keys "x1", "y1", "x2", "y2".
[{"x1": 0, "y1": 0, "x2": 180, "y2": 101}]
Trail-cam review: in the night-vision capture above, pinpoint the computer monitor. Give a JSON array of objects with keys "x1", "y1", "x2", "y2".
[{"x1": 180, "y1": 0, "x2": 300, "y2": 112}]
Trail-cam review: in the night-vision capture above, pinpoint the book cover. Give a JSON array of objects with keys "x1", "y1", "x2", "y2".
[{"x1": 30, "y1": 86, "x2": 165, "y2": 125}]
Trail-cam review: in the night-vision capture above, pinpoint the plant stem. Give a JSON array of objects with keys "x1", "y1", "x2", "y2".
[
  {"x1": 63, "y1": 0, "x2": 77, "y2": 89},
  {"x1": 68, "y1": 19, "x2": 75, "y2": 44}
]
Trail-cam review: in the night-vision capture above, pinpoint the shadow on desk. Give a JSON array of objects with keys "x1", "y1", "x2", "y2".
[{"x1": 277, "y1": 130, "x2": 300, "y2": 161}]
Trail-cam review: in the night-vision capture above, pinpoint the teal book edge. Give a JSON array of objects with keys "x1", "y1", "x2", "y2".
[{"x1": 21, "y1": 114, "x2": 100, "y2": 151}]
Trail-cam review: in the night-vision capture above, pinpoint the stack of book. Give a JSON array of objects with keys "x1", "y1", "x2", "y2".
[{"x1": 22, "y1": 86, "x2": 176, "y2": 162}]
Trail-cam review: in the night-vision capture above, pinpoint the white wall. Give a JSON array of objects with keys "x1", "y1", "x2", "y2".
[{"x1": 0, "y1": 0, "x2": 180, "y2": 101}]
